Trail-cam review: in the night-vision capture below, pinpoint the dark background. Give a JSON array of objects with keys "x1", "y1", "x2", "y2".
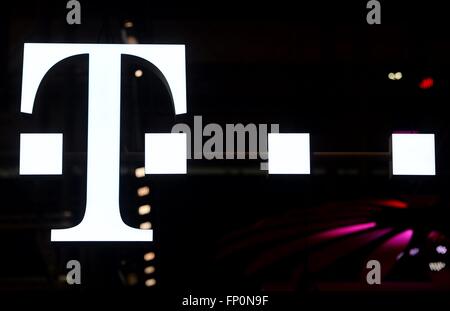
[{"x1": 1, "y1": 0, "x2": 449, "y2": 308}]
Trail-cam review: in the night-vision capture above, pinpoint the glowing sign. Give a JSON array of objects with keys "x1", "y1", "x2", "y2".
[
  {"x1": 20, "y1": 43, "x2": 187, "y2": 241},
  {"x1": 392, "y1": 134, "x2": 436, "y2": 176},
  {"x1": 19, "y1": 43, "x2": 438, "y2": 242}
]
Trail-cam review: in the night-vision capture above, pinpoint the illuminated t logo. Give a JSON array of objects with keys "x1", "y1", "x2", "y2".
[{"x1": 20, "y1": 43, "x2": 187, "y2": 241}]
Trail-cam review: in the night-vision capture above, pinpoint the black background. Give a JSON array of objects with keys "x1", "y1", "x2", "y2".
[{"x1": 1, "y1": 0, "x2": 450, "y2": 309}]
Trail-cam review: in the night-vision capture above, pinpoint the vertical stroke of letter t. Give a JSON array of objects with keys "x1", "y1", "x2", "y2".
[{"x1": 20, "y1": 43, "x2": 187, "y2": 241}]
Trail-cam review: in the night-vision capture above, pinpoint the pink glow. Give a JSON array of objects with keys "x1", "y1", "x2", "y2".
[
  {"x1": 318, "y1": 222, "x2": 377, "y2": 239},
  {"x1": 364, "y1": 229, "x2": 413, "y2": 278},
  {"x1": 389, "y1": 230, "x2": 414, "y2": 248},
  {"x1": 247, "y1": 222, "x2": 377, "y2": 274}
]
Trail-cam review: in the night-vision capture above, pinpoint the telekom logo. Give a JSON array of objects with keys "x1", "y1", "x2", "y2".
[
  {"x1": 20, "y1": 43, "x2": 187, "y2": 241},
  {"x1": 19, "y1": 43, "x2": 437, "y2": 242}
]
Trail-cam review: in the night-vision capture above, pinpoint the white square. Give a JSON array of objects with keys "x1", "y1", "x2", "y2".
[
  {"x1": 392, "y1": 134, "x2": 436, "y2": 175},
  {"x1": 268, "y1": 133, "x2": 310, "y2": 174},
  {"x1": 20, "y1": 133, "x2": 63, "y2": 175},
  {"x1": 145, "y1": 133, "x2": 187, "y2": 174}
]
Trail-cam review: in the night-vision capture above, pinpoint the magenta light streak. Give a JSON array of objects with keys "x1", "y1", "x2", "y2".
[
  {"x1": 318, "y1": 222, "x2": 377, "y2": 240},
  {"x1": 364, "y1": 229, "x2": 413, "y2": 278},
  {"x1": 247, "y1": 222, "x2": 377, "y2": 274},
  {"x1": 388, "y1": 229, "x2": 414, "y2": 248}
]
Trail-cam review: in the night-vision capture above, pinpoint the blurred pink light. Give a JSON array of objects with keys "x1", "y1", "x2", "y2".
[
  {"x1": 247, "y1": 222, "x2": 377, "y2": 274},
  {"x1": 319, "y1": 222, "x2": 377, "y2": 239},
  {"x1": 365, "y1": 229, "x2": 413, "y2": 278}
]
